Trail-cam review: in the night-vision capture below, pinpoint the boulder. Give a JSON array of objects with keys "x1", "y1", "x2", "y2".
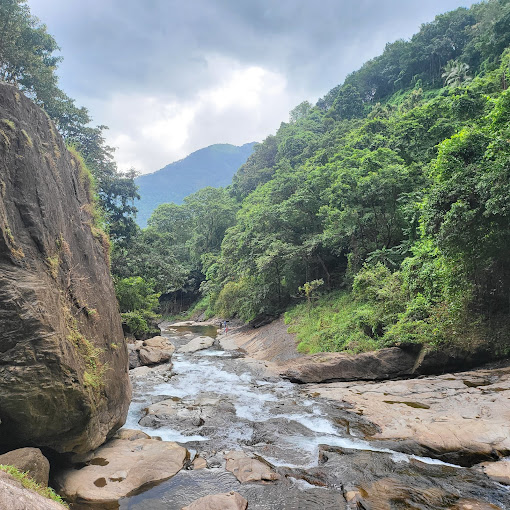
[
  {"x1": 138, "y1": 346, "x2": 172, "y2": 365},
  {"x1": 55, "y1": 437, "x2": 188, "y2": 504},
  {"x1": 143, "y1": 336, "x2": 175, "y2": 351},
  {"x1": 0, "y1": 471, "x2": 66, "y2": 509},
  {"x1": 178, "y1": 336, "x2": 214, "y2": 353},
  {"x1": 224, "y1": 451, "x2": 279, "y2": 483},
  {"x1": 182, "y1": 491, "x2": 248, "y2": 510},
  {"x1": 127, "y1": 344, "x2": 141, "y2": 369},
  {"x1": 0, "y1": 83, "x2": 131, "y2": 453},
  {"x1": 0, "y1": 448, "x2": 49, "y2": 486},
  {"x1": 113, "y1": 428, "x2": 151, "y2": 441},
  {"x1": 128, "y1": 336, "x2": 174, "y2": 367}
]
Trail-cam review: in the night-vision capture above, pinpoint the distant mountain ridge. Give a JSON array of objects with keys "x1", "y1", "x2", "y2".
[{"x1": 135, "y1": 142, "x2": 256, "y2": 227}]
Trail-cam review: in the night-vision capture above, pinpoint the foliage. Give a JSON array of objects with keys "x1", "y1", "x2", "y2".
[{"x1": 0, "y1": 465, "x2": 68, "y2": 507}]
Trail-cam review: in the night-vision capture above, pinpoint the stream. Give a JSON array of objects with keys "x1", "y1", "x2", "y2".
[{"x1": 110, "y1": 325, "x2": 510, "y2": 509}]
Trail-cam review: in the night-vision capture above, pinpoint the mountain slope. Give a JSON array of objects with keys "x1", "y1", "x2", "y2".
[{"x1": 135, "y1": 142, "x2": 256, "y2": 227}]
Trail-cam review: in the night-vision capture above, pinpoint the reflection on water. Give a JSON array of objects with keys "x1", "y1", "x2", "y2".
[{"x1": 167, "y1": 325, "x2": 218, "y2": 338}]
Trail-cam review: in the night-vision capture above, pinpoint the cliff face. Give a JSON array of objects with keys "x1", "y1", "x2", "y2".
[{"x1": 0, "y1": 83, "x2": 131, "y2": 454}]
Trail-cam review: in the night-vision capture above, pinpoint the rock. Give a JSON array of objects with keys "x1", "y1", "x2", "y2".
[
  {"x1": 129, "y1": 366, "x2": 151, "y2": 377},
  {"x1": 138, "y1": 346, "x2": 172, "y2": 366},
  {"x1": 55, "y1": 437, "x2": 187, "y2": 504},
  {"x1": 179, "y1": 336, "x2": 215, "y2": 353},
  {"x1": 143, "y1": 336, "x2": 175, "y2": 352},
  {"x1": 308, "y1": 365, "x2": 510, "y2": 466},
  {"x1": 113, "y1": 428, "x2": 151, "y2": 441},
  {"x1": 182, "y1": 491, "x2": 248, "y2": 510},
  {"x1": 0, "y1": 471, "x2": 66, "y2": 509},
  {"x1": 480, "y1": 459, "x2": 510, "y2": 485},
  {"x1": 127, "y1": 344, "x2": 141, "y2": 369},
  {"x1": 0, "y1": 448, "x2": 50, "y2": 486},
  {"x1": 449, "y1": 500, "x2": 502, "y2": 510},
  {"x1": 192, "y1": 457, "x2": 208, "y2": 470},
  {"x1": 224, "y1": 451, "x2": 279, "y2": 483},
  {"x1": 0, "y1": 83, "x2": 131, "y2": 454},
  {"x1": 172, "y1": 321, "x2": 194, "y2": 327},
  {"x1": 280, "y1": 347, "x2": 418, "y2": 383}
]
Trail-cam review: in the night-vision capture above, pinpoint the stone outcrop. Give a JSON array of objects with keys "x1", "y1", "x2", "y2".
[
  {"x1": 0, "y1": 83, "x2": 131, "y2": 453},
  {"x1": 307, "y1": 364, "x2": 510, "y2": 466},
  {"x1": 0, "y1": 471, "x2": 66, "y2": 509},
  {"x1": 280, "y1": 345, "x2": 496, "y2": 383},
  {"x1": 55, "y1": 437, "x2": 188, "y2": 504},
  {"x1": 0, "y1": 448, "x2": 50, "y2": 486},
  {"x1": 182, "y1": 491, "x2": 248, "y2": 510}
]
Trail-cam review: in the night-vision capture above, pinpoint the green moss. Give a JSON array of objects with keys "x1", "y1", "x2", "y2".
[
  {"x1": 4, "y1": 225, "x2": 25, "y2": 260},
  {"x1": 0, "y1": 118, "x2": 15, "y2": 130},
  {"x1": 67, "y1": 145, "x2": 95, "y2": 201},
  {"x1": 46, "y1": 255, "x2": 59, "y2": 278},
  {"x1": 21, "y1": 129, "x2": 33, "y2": 148},
  {"x1": 0, "y1": 129, "x2": 10, "y2": 147},
  {"x1": 0, "y1": 465, "x2": 69, "y2": 508}
]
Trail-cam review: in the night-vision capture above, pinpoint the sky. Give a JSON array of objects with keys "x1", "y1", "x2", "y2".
[{"x1": 28, "y1": 0, "x2": 475, "y2": 175}]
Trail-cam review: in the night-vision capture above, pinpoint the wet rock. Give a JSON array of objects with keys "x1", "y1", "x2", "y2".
[
  {"x1": 284, "y1": 446, "x2": 509, "y2": 509},
  {"x1": 224, "y1": 451, "x2": 279, "y2": 483},
  {"x1": 479, "y1": 458, "x2": 510, "y2": 485},
  {"x1": 182, "y1": 491, "x2": 247, "y2": 510},
  {"x1": 138, "y1": 346, "x2": 172, "y2": 366},
  {"x1": 179, "y1": 336, "x2": 215, "y2": 353},
  {"x1": 129, "y1": 336, "x2": 175, "y2": 368},
  {"x1": 0, "y1": 83, "x2": 131, "y2": 454},
  {"x1": 130, "y1": 366, "x2": 151, "y2": 377},
  {"x1": 55, "y1": 437, "x2": 187, "y2": 504},
  {"x1": 450, "y1": 500, "x2": 502, "y2": 510},
  {"x1": 0, "y1": 447, "x2": 50, "y2": 487},
  {"x1": 192, "y1": 457, "x2": 208, "y2": 470},
  {"x1": 128, "y1": 344, "x2": 141, "y2": 369},
  {"x1": 0, "y1": 471, "x2": 66, "y2": 509},
  {"x1": 308, "y1": 366, "x2": 510, "y2": 466}
]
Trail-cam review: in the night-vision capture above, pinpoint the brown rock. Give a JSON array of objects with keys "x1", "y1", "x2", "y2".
[
  {"x1": 192, "y1": 457, "x2": 207, "y2": 470},
  {"x1": 480, "y1": 459, "x2": 510, "y2": 485},
  {"x1": 308, "y1": 365, "x2": 510, "y2": 466},
  {"x1": 0, "y1": 448, "x2": 50, "y2": 486},
  {"x1": 449, "y1": 500, "x2": 502, "y2": 510},
  {"x1": 0, "y1": 83, "x2": 131, "y2": 454},
  {"x1": 182, "y1": 491, "x2": 248, "y2": 510},
  {"x1": 0, "y1": 471, "x2": 66, "y2": 509},
  {"x1": 178, "y1": 336, "x2": 214, "y2": 353},
  {"x1": 143, "y1": 336, "x2": 175, "y2": 352},
  {"x1": 224, "y1": 451, "x2": 279, "y2": 483},
  {"x1": 138, "y1": 346, "x2": 172, "y2": 365},
  {"x1": 56, "y1": 437, "x2": 187, "y2": 504},
  {"x1": 113, "y1": 428, "x2": 151, "y2": 441}
]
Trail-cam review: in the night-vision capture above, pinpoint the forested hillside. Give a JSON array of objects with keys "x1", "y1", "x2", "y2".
[
  {"x1": 117, "y1": 0, "x2": 510, "y2": 357},
  {"x1": 135, "y1": 143, "x2": 255, "y2": 227}
]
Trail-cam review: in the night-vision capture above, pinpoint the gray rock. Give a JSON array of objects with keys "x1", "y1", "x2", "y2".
[{"x1": 0, "y1": 448, "x2": 50, "y2": 486}]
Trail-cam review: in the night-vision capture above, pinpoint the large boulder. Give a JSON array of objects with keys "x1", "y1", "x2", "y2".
[
  {"x1": 178, "y1": 336, "x2": 214, "y2": 353},
  {"x1": 55, "y1": 437, "x2": 188, "y2": 504},
  {"x1": 224, "y1": 451, "x2": 279, "y2": 483},
  {"x1": 0, "y1": 83, "x2": 131, "y2": 453},
  {"x1": 0, "y1": 448, "x2": 49, "y2": 486},
  {"x1": 0, "y1": 471, "x2": 66, "y2": 509}
]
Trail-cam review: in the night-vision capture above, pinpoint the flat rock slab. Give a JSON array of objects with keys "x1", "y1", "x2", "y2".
[
  {"x1": 182, "y1": 491, "x2": 247, "y2": 510},
  {"x1": 306, "y1": 365, "x2": 510, "y2": 465},
  {"x1": 224, "y1": 451, "x2": 279, "y2": 483},
  {"x1": 56, "y1": 438, "x2": 187, "y2": 504},
  {"x1": 0, "y1": 447, "x2": 49, "y2": 486},
  {"x1": 178, "y1": 336, "x2": 215, "y2": 353},
  {"x1": 0, "y1": 471, "x2": 65, "y2": 509},
  {"x1": 480, "y1": 458, "x2": 510, "y2": 485}
]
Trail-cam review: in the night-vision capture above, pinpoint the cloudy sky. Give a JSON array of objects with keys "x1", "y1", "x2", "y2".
[{"x1": 29, "y1": 0, "x2": 474, "y2": 174}]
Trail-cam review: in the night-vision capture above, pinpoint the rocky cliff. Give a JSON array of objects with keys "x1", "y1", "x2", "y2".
[{"x1": 0, "y1": 82, "x2": 131, "y2": 454}]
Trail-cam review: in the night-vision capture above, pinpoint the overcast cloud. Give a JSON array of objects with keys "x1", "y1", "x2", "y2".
[{"x1": 28, "y1": 0, "x2": 474, "y2": 174}]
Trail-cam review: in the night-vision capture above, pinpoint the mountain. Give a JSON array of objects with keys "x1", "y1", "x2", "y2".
[{"x1": 135, "y1": 142, "x2": 256, "y2": 227}]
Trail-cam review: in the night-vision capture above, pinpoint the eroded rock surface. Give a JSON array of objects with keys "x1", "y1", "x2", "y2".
[
  {"x1": 0, "y1": 471, "x2": 66, "y2": 509},
  {"x1": 182, "y1": 491, "x2": 248, "y2": 510},
  {"x1": 224, "y1": 451, "x2": 280, "y2": 483},
  {"x1": 55, "y1": 437, "x2": 187, "y2": 504},
  {"x1": 0, "y1": 83, "x2": 130, "y2": 453},
  {"x1": 307, "y1": 364, "x2": 510, "y2": 465}
]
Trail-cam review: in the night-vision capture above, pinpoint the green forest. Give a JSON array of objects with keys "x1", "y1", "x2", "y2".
[{"x1": 4, "y1": 0, "x2": 510, "y2": 357}]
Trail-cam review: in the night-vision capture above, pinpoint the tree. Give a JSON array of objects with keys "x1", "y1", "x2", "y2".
[{"x1": 442, "y1": 60, "x2": 472, "y2": 87}]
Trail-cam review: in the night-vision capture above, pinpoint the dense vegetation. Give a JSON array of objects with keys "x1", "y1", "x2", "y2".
[{"x1": 121, "y1": 0, "x2": 510, "y2": 353}]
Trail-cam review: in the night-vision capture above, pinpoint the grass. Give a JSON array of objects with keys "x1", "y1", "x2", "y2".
[
  {"x1": 0, "y1": 465, "x2": 69, "y2": 508},
  {"x1": 0, "y1": 118, "x2": 15, "y2": 130},
  {"x1": 284, "y1": 291, "x2": 382, "y2": 354},
  {"x1": 21, "y1": 129, "x2": 33, "y2": 148}
]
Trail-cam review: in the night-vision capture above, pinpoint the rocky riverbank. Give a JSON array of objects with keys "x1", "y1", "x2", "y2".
[{"x1": 51, "y1": 321, "x2": 510, "y2": 509}]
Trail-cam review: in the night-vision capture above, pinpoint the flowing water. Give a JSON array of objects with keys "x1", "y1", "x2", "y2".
[{"x1": 109, "y1": 326, "x2": 510, "y2": 509}]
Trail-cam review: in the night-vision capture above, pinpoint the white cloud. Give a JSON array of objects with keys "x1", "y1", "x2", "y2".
[{"x1": 92, "y1": 57, "x2": 290, "y2": 174}]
